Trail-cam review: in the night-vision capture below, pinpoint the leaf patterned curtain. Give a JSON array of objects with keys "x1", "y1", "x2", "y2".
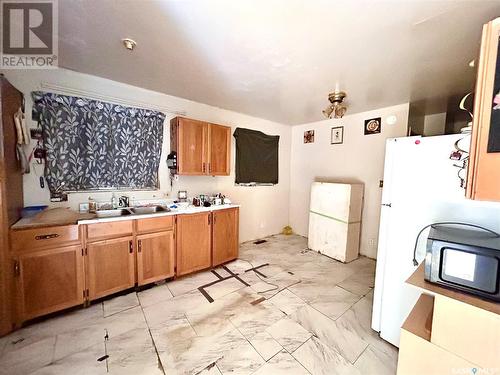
[{"x1": 32, "y1": 92, "x2": 165, "y2": 193}]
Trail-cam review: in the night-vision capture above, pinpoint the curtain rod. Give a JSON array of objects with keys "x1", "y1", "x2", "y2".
[{"x1": 39, "y1": 82, "x2": 187, "y2": 116}]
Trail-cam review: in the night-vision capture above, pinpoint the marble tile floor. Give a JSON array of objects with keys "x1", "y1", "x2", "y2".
[{"x1": 0, "y1": 234, "x2": 397, "y2": 375}]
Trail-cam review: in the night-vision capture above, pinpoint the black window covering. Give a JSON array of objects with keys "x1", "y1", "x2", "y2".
[{"x1": 233, "y1": 127, "x2": 279, "y2": 184}]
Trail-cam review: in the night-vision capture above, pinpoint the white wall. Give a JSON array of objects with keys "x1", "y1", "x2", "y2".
[
  {"x1": 289, "y1": 104, "x2": 410, "y2": 258},
  {"x1": 423, "y1": 112, "x2": 446, "y2": 136},
  {"x1": 3, "y1": 69, "x2": 292, "y2": 243}
]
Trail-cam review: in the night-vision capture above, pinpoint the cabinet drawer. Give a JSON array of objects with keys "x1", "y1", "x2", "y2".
[
  {"x1": 11, "y1": 225, "x2": 80, "y2": 253},
  {"x1": 136, "y1": 216, "x2": 174, "y2": 234},
  {"x1": 86, "y1": 220, "x2": 133, "y2": 241}
]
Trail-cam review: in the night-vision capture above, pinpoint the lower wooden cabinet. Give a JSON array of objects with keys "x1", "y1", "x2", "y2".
[
  {"x1": 137, "y1": 231, "x2": 175, "y2": 286},
  {"x1": 14, "y1": 245, "x2": 84, "y2": 322},
  {"x1": 212, "y1": 207, "x2": 239, "y2": 266},
  {"x1": 8, "y1": 208, "x2": 240, "y2": 327},
  {"x1": 176, "y1": 212, "x2": 212, "y2": 276},
  {"x1": 87, "y1": 236, "x2": 135, "y2": 300}
]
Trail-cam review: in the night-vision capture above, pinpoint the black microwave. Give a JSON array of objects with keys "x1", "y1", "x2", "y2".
[{"x1": 424, "y1": 226, "x2": 500, "y2": 301}]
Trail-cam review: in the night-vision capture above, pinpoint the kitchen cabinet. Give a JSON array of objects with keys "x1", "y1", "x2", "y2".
[
  {"x1": 136, "y1": 216, "x2": 173, "y2": 234},
  {"x1": 137, "y1": 231, "x2": 175, "y2": 285},
  {"x1": 176, "y1": 212, "x2": 212, "y2": 276},
  {"x1": 8, "y1": 207, "x2": 238, "y2": 327},
  {"x1": 13, "y1": 245, "x2": 84, "y2": 322},
  {"x1": 170, "y1": 117, "x2": 231, "y2": 176},
  {"x1": 467, "y1": 18, "x2": 500, "y2": 201},
  {"x1": 212, "y1": 207, "x2": 239, "y2": 266},
  {"x1": 0, "y1": 77, "x2": 24, "y2": 335},
  {"x1": 209, "y1": 124, "x2": 231, "y2": 175},
  {"x1": 87, "y1": 236, "x2": 135, "y2": 300}
]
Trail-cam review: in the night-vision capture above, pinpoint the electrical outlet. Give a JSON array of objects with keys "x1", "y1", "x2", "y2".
[{"x1": 369, "y1": 238, "x2": 377, "y2": 247}]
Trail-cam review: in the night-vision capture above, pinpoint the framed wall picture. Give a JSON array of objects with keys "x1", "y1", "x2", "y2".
[
  {"x1": 331, "y1": 126, "x2": 344, "y2": 144},
  {"x1": 304, "y1": 130, "x2": 315, "y2": 143},
  {"x1": 364, "y1": 117, "x2": 381, "y2": 135}
]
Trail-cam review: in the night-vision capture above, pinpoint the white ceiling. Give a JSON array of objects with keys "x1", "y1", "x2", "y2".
[{"x1": 59, "y1": 0, "x2": 500, "y2": 125}]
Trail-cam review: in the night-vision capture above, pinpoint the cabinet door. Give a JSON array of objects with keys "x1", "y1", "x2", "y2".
[
  {"x1": 209, "y1": 124, "x2": 231, "y2": 175},
  {"x1": 137, "y1": 231, "x2": 175, "y2": 286},
  {"x1": 467, "y1": 18, "x2": 500, "y2": 201},
  {"x1": 177, "y1": 118, "x2": 209, "y2": 175},
  {"x1": 176, "y1": 213, "x2": 211, "y2": 276},
  {"x1": 87, "y1": 237, "x2": 135, "y2": 300},
  {"x1": 212, "y1": 208, "x2": 239, "y2": 266},
  {"x1": 15, "y1": 245, "x2": 84, "y2": 321}
]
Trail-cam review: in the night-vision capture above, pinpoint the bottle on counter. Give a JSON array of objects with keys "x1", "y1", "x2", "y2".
[
  {"x1": 88, "y1": 197, "x2": 97, "y2": 213},
  {"x1": 111, "y1": 193, "x2": 118, "y2": 209}
]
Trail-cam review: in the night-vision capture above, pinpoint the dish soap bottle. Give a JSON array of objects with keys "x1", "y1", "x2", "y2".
[
  {"x1": 88, "y1": 197, "x2": 97, "y2": 213},
  {"x1": 111, "y1": 193, "x2": 118, "y2": 209}
]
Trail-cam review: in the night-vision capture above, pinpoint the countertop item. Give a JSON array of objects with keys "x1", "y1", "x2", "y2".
[{"x1": 11, "y1": 204, "x2": 240, "y2": 230}]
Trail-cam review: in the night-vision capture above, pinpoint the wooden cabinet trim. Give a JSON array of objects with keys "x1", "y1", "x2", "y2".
[{"x1": 467, "y1": 19, "x2": 500, "y2": 201}]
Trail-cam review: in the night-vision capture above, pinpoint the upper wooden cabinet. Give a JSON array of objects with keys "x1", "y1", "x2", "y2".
[
  {"x1": 170, "y1": 117, "x2": 231, "y2": 176},
  {"x1": 176, "y1": 212, "x2": 212, "y2": 276},
  {"x1": 467, "y1": 18, "x2": 500, "y2": 201},
  {"x1": 212, "y1": 207, "x2": 239, "y2": 266},
  {"x1": 209, "y1": 124, "x2": 231, "y2": 175}
]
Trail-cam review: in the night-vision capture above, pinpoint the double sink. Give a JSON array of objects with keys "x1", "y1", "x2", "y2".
[{"x1": 95, "y1": 205, "x2": 171, "y2": 218}]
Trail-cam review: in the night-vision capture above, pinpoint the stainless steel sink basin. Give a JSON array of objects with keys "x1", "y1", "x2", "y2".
[
  {"x1": 130, "y1": 205, "x2": 170, "y2": 215},
  {"x1": 95, "y1": 208, "x2": 132, "y2": 218}
]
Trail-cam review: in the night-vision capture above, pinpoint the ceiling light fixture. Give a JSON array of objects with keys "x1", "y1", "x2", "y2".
[
  {"x1": 323, "y1": 90, "x2": 347, "y2": 119},
  {"x1": 122, "y1": 38, "x2": 137, "y2": 51}
]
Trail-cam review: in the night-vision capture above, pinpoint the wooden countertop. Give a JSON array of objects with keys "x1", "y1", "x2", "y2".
[
  {"x1": 11, "y1": 208, "x2": 96, "y2": 230},
  {"x1": 406, "y1": 264, "x2": 500, "y2": 315}
]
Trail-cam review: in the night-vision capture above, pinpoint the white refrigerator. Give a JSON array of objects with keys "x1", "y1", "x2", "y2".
[{"x1": 371, "y1": 135, "x2": 500, "y2": 347}]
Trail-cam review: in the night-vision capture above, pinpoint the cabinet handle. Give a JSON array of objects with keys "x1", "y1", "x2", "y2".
[
  {"x1": 13, "y1": 261, "x2": 20, "y2": 277},
  {"x1": 209, "y1": 163, "x2": 211, "y2": 173},
  {"x1": 202, "y1": 163, "x2": 206, "y2": 173},
  {"x1": 138, "y1": 240, "x2": 142, "y2": 253},
  {"x1": 208, "y1": 214, "x2": 211, "y2": 225},
  {"x1": 129, "y1": 240, "x2": 133, "y2": 254},
  {"x1": 35, "y1": 233, "x2": 59, "y2": 240}
]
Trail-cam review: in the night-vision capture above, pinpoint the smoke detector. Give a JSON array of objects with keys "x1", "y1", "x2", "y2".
[
  {"x1": 323, "y1": 91, "x2": 347, "y2": 119},
  {"x1": 122, "y1": 38, "x2": 137, "y2": 51}
]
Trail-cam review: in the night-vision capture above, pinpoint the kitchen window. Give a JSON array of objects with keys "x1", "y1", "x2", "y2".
[{"x1": 32, "y1": 92, "x2": 165, "y2": 195}]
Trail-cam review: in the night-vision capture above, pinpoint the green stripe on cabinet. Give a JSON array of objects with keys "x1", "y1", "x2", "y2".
[{"x1": 309, "y1": 210, "x2": 360, "y2": 225}]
